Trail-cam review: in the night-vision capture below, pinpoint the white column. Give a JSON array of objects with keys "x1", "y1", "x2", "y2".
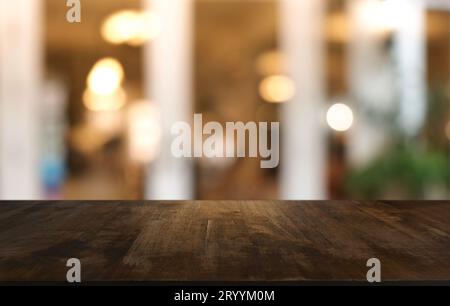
[
  {"x1": 394, "y1": 0, "x2": 426, "y2": 136},
  {"x1": 280, "y1": 0, "x2": 327, "y2": 199},
  {"x1": 143, "y1": 0, "x2": 194, "y2": 199},
  {"x1": 347, "y1": 0, "x2": 395, "y2": 166},
  {"x1": 347, "y1": 0, "x2": 426, "y2": 166},
  {"x1": 0, "y1": 0, "x2": 43, "y2": 199}
]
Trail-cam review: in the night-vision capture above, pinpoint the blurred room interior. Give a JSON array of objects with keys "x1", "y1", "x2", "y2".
[{"x1": 0, "y1": 0, "x2": 449, "y2": 200}]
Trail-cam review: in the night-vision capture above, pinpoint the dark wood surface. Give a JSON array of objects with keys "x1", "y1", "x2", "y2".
[{"x1": 0, "y1": 201, "x2": 449, "y2": 282}]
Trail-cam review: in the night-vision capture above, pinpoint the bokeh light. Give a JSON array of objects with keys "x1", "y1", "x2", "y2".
[
  {"x1": 101, "y1": 10, "x2": 162, "y2": 46},
  {"x1": 259, "y1": 75, "x2": 295, "y2": 103},
  {"x1": 326, "y1": 103, "x2": 354, "y2": 132},
  {"x1": 87, "y1": 58, "x2": 124, "y2": 96}
]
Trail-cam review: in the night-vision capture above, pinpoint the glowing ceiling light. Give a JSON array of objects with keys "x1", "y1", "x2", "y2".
[
  {"x1": 326, "y1": 103, "x2": 354, "y2": 132},
  {"x1": 259, "y1": 75, "x2": 295, "y2": 103},
  {"x1": 101, "y1": 10, "x2": 162, "y2": 46},
  {"x1": 87, "y1": 58, "x2": 124, "y2": 96}
]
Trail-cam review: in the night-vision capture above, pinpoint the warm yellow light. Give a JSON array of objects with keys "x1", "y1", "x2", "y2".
[
  {"x1": 259, "y1": 75, "x2": 295, "y2": 103},
  {"x1": 101, "y1": 10, "x2": 161, "y2": 46},
  {"x1": 326, "y1": 103, "x2": 354, "y2": 132},
  {"x1": 87, "y1": 58, "x2": 124, "y2": 96},
  {"x1": 101, "y1": 10, "x2": 137, "y2": 45},
  {"x1": 127, "y1": 101, "x2": 161, "y2": 163},
  {"x1": 83, "y1": 87, "x2": 127, "y2": 112},
  {"x1": 129, "y1": 11, "x2": 162, "y2": 46}
]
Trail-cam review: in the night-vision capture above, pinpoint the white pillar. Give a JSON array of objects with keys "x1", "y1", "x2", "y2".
[
  {"x1": 280, "y1": 0, "x2": 327, "y2": 199},
  {"x1": 143, "y1": 0, "x2": 194, "y2": 199},
  {"x1": 0, "y1": 0, "x2": 43, "y2": 199},
  {"x1": 347, "y1": 0, "x2": 395, "y2": 166},
  {"x1": 394, "y1": 0, "x2": 426, "y2": 136},
  {"x1": 348, "y1": 0, "x2": 426, "y2": 166}
]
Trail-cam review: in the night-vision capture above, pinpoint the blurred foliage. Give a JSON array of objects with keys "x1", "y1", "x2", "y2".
[
  {"x1": 346, "y1": 147, "x2": 449, "y2": 198},
  {"x1": 346, "y1": 85, "x2": 449, "y2": 199}
]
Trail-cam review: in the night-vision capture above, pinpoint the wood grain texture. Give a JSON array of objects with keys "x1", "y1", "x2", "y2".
[{"x1": 0, "y1": 201, "x2": 449, "y2": 282}]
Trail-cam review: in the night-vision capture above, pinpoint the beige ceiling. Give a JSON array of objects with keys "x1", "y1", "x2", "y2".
[
  {"x1": 45, "y1": 0, "x2": 449, "y2": 51},
  {"x1": 45, "y1": 0, "x2": 141, "y2": 50}
]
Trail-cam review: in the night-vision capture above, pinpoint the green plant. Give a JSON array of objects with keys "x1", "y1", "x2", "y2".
[{"x1": 346, "y1": 147, "x2": 449, "y2": 198}]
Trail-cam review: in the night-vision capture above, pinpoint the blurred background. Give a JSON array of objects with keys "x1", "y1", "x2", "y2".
[{"x1": 0, "y1": 0, "x2": 448, "y2": 200}]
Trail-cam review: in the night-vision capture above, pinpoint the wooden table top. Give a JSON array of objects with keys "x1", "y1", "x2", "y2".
[{"x1": 0, "y1": 201, "x2": 449, "y2": 282}]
